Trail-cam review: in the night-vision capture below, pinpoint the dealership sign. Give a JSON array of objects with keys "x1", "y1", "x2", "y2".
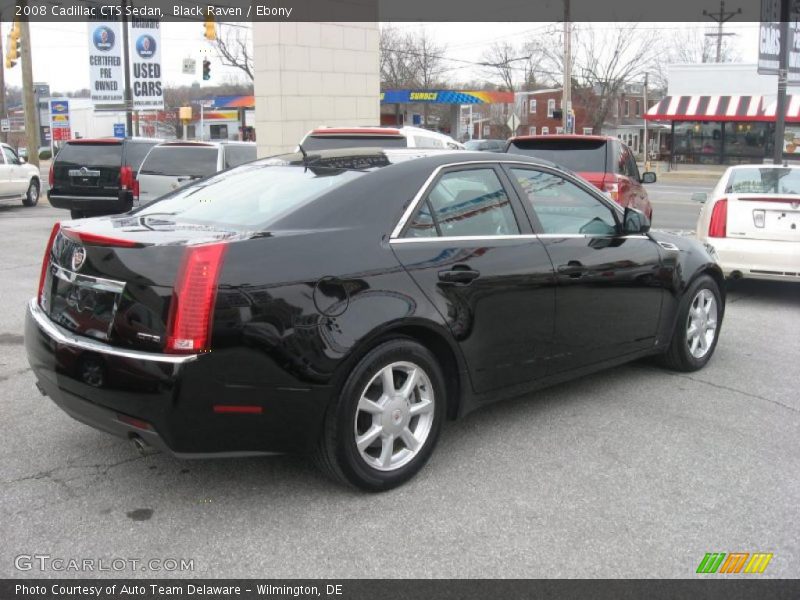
[
  {"x1": 758, "y1": 0, "x2": 800, "y2": 83},
  {"x1": 87, "y1": 22, "x2": 125, "y2": 107},
  {"x1": 128, "y1": 20, "x2": 164, "y2": 110}
]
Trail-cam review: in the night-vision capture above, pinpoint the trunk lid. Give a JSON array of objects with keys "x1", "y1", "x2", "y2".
[
  {"x1": 41, "y1": 216, "x2": 242, "y2": 353},
  {"x1": 52, "y1": 140, "x2": 123, "y2": 197},
  {"x1": 725, "y1": 194, "x2": 800, "y2": 242}
]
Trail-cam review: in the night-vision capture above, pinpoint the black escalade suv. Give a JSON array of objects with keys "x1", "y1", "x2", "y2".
[{"x1": 48, "y1": 138, "x2": 161, "y2": 219}]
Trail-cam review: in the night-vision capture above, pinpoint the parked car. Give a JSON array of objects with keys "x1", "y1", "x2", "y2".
[
  {"x1": 694, "y1": 164, "x2": 800, "y2": 282},
  {"x1": 0, "y1": 142, "x2": 41, "y2": 207},
  {"x1": 299, "y1": 126, "x2": 464, "y2": 151},
  {"x1": 464, "y1": 139, "x2": 506, "y2": 152},
  {"x1": 48, "y1": 138, "x2": 162, "y2": 219},
  {"x1": 505, "y1": 135, "x2": 656, "y2": 219},
  {"x1": 136, "y1": 141, "x2": 256, "y2": 205},
  {"x1": 26, "y1": 148, "x2": 724, "y2": 491}
]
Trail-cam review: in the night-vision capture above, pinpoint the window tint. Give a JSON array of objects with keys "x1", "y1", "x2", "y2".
[
  {"x1": 625, "y1": 151, "x2": 640, "y2": 181},
  {"x1": 224, "y1": 145, "x2": 256, "y2": 169},
  {"x1": 124, "y1": 141, "x2": 159, "y2": 170},
  {"x1": 511, "y1": 168, "x2": 618, "y2": 235},
  {"x1": 139, "y1": 147, "x2": 218, "y2": 177},
  {"x1": 507, "y1": 139, "x2": 608, "y2": 172},
  {"x1": 406, "y1": 168, "x2": 519, "y2": 237},
  {"x1": 303, "y1": 136, "x2": 407, "y2": 151},
  {"x1": 134, "y1": 165, "x2": 364, "y2": 229},
  {"x1": 2, "y1": 147, "x2": 16, "y2": 164},
  {"x1": 56, "y1": 142, "x2": 123, "y2": 168}
]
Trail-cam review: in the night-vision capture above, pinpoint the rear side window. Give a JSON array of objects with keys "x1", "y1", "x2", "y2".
[
  {"x1": 224, "y1": 145, "x2": 256, "y2": 169},
  {"x1": 139, "y1": 147, "x2": 218, "y2": 178},
  {"x1": 124, "y1": 142, "x2": 159, "y2": 170},
  {"x1": 406, "y1": 168, "x2": 519, "y2": 238},
  {"x1": 56, "y1": 143, "x2": 123, "y2": 168},
  {"x1": 507, "y1": 139, "x2": 608, "y2": 173},
  {"x1": 302, "y1": 136, "x2": 407, "y2": 151}
]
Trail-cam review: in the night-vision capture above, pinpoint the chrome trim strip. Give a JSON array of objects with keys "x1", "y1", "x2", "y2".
[
  {"x1": 27, "y1": 299, "x2": 198, "y2": 365},
  {"x1": 389, "y1": 159, "x2": 624, "y2": 239},
  {"x1": 49, "y1": 195, "x2": 120, "y2": 201},
  {"x1": 390, "y1": 234, "x2": 540, "y2": 244},
  {"x1": 51, "y1": 265, "x2": 126, "y2": 294}
]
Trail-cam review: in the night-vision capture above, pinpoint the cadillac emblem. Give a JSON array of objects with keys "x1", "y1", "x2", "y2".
[{"x1": 71, "y1": 247, "x2": 87, "y2": 272}]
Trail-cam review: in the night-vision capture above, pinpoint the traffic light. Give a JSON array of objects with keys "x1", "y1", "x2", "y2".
[
  {"x1": 5, "y1": 21, "x2": 21, "y2": 69},
  {"x1": 202, "y1": 59, "x2": 211, "y2": 81},
  {"x1": 204, "y1": 15, "x2": 216, "y2": 41}
]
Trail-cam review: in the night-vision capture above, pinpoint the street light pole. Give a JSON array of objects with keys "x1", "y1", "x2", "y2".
[
  {"x1": 773, "y1": 0, "x2": 790, "y2": 164},
  {"x1": 121, "y1": 0, "x2": 134, "y2": 136},
  {"x1": 19, "y1": 14, "x2": 38, "y2": 166},
  {"x1": 562, "y1": 0, "x2": 571, "y2": 133}
]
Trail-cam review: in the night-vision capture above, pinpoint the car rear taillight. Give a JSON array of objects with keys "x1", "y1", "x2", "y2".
[
  {"x1": 119, "y1": 165, "x2": 134, "y2": 191},
  {"x1": 708, "y1": 198, "x2": 728, "y2": 238},
  {"x1": 48, "y1": 162, "x2": 54, "y2": 188},
  {"x1": 38, "y1": 223, "x2": 61, "y2": 307},
  {"x1": 602, "y1": 176, "x2": 620, "y2": 202},
  {"x1": 166, "y1": 243, "x2": 228, "y2": 354},
  {"x1": 132, "y1": 178, "x2": 140, "y2": 203}
]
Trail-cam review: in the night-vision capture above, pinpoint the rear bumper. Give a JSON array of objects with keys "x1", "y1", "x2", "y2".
[
  {"x1": 25, "y1": 299, "x2": 330, "y2": 457},
  {"x1": 705, "y1": 237, "x2": 800, "y2": 281},
  {"x1": 48, "y1": 191, "x2": 132, "y2": 214}
]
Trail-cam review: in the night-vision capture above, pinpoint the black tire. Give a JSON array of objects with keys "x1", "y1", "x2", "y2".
[
  {"x1": 22, "y1": 179, "x2": 39, "y2": 207},
  {"x1": 659, "y1": 274, "x2": 723, "y2": 372},
  {"x1": 70, "y1": 210, "x2": 85, "y2": 220},
  {"x1": 315, "y1": 338, "x2": 446, "y2": 492}
]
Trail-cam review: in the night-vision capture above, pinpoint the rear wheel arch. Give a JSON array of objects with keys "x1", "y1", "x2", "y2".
[{"x1": 331, "y1": 321, "x2": 464, "y2": 421}]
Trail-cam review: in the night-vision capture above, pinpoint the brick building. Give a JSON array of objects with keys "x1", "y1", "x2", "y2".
[{"x1": 514, "y1": 88, "x2": 594, "y2": 137}]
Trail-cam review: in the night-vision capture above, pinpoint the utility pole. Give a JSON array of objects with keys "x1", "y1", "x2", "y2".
[
  {"x1": 703, "y1": 1, "x2": 742, "y2": 62},
  {"x1": 0, "y1": 17, "x2": 6, "y2": 144},
  {"x1": 643, "y1": 72, "x2": 649, "y2": 164},
  {"x1": 121, "y1": 0, "x2": 134, "y2": 136},
  {"x1": 562, "y1": 0, "x2": 571, "y2": 133},
  {"x1": 19, "y1": 14, "x2": 38, "y2": 167},
  {"x1": 773, "y1": 0, "x2": 790, "y2": 164}
]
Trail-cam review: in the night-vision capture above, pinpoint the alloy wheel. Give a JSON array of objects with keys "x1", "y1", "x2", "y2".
[
  {"x1": 353, "y1": 361, "x2": 435, "y2": 472},
  {"x1": 686, "y1": 288, "x2": 718, "y2": 359}
]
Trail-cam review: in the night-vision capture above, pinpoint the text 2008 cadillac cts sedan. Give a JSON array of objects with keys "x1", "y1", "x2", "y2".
[{"x1": 26, "y1": 149, "x2": 725, "y2": 491}]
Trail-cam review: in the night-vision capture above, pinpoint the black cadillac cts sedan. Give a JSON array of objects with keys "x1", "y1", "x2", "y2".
[{"x1": 25, "y1": 149, "x2": 725, "y2": 491}]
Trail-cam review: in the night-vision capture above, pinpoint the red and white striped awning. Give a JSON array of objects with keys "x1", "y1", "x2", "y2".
[{"x1": 645, "y1": 95, "x2": 800, "y2": 122}]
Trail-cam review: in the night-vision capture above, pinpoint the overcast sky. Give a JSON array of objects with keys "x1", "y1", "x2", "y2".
[{"x1": 1, "y1": 21, "x2": 762, "y2": 94}]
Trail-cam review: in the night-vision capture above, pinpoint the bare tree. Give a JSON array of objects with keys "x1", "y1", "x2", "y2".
[
  {"x1": 481, "y1": 42, "x2": 522, "y2": 92},
  {"x1": 409, "y1": 28, "x2": 447, "y2": 126},
  {"x1": 650, "y1": 28, "x2": 740, "y2": 90},
  {"x1": 380, "y1": 26, "x2": 419, "y2": 88},
  {"x1": 572, "y1": 25, "x2": 660, "y2": 132},
  {"x1": 214, "y1": 25, "x2": 253, "y2": 81}
]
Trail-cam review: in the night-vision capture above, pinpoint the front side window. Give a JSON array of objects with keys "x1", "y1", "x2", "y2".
[
  {"x1": 406, "y1": 168, "x2": 519, "y2": 238},
  {"x1": 2, "y1": 147, "x2": 16, "y2": 164},
  {"x1": 511, "y1": 168, "x2": 618, "y2": 236}
]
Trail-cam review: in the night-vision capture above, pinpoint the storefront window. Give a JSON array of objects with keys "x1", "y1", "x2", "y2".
[
  {"x1": 724, "y1": 122, "x2": 769, "y2": 163},
  {"x1": 672, "y1": 121, "x2": 722, "y2": 164}
]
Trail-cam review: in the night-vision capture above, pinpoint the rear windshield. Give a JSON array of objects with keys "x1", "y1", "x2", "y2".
[
  {"x1": 56, "y1": 142, "x2": 123, "y2": 168},
  {"x1": 224, "y1": 145, "x2": 257, "y2": 169},
  {"x1": 139, "y1": 147, "x2": 218, "y2": 177},
  {"x1": 507, "y1": 139, "x2": 608, "y2": 172},
  {"x1": 124, "y1": 141, "x2": 160, "y2": 170},
  {"x1": 303, "y1": 135, "x2": 407, "y2": 151},
  {"x1": 726, "y1": 167, "x2": 800, "y2": 194},
  {"x1": 133, "y1": 164, "x2": 364, "y2": 229}
]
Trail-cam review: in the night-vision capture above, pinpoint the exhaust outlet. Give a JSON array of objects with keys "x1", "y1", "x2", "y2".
[{"x1": 130, "y1": 435, "x2": 148, "y2": 457}]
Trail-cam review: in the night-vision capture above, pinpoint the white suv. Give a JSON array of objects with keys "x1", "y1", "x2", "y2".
[
  {"x1": 299, "y1": 126, "x2": 464, "y2": 151},
  {"x1": 0, "y1": 143, "x2": 41, "y2": 207},
  {"x1": 136, "y1": 141, "x2": 256, "y2": 205}
]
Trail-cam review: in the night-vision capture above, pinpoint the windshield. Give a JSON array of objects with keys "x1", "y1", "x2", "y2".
[
  {"x1": 133, "y1": 164, "x2": 365, "y2": 229},
  {"x1": 302, "y1": 136, "x2": 407, "y2": 151},
  {"x1": 139, "y1": 147, "x2": 218, "y2": 177},
  {"x1": 507, "y1": 139, "x2": 608, "y2": 172},
  {"x1": 726, "y1": 167, "x2": 800, "y2": 194}
]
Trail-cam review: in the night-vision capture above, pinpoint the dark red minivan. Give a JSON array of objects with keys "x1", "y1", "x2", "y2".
[{"x1": 505, "y1": 135, "x2": 656, "y2": 219}]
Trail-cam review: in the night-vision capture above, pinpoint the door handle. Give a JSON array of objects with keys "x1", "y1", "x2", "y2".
[
  {"x1": 557, "y1": 260, "x2": 586, "y2": 279},
  {"x1": 438, "y1": 267, "x2": 480, "y2": 284}
]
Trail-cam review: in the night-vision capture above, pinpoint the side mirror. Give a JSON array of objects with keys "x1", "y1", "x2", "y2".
[
  {"x1": 622, "y1": 207, "x2": 650, "y2": 235},
  {"x1": 640, "y1": 171, "x2": 657, "y2": 184},
  {"x1": 18, "y1": 156, "x2": 26, "y2": 164},
  {"x1": 691, "y1": 192, "x2": 708, "y2": 203}
]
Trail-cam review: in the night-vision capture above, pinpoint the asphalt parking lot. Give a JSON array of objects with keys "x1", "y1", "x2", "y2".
[{"x1": 1, "y1": 191, "x2": 798, "y2": 579}]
